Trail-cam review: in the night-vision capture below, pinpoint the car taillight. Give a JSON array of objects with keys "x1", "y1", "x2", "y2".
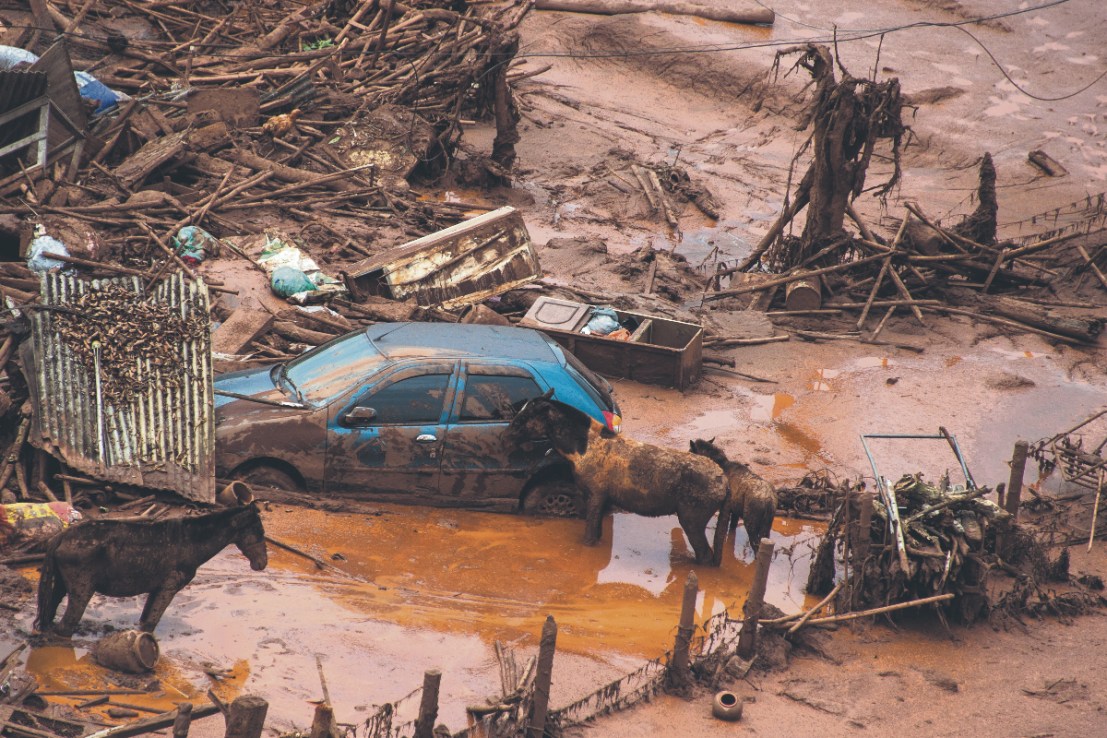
[{"x1": 603, "y1": 411, "x2": 621, "y2": 434}]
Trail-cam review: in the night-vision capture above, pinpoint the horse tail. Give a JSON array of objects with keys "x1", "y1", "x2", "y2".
[
  {"x1": 34, "y1": 535, "x2": 65, "y2": 633},
  {"x1": 711, "y1": 480, "x2": 735, "y2": 567}
]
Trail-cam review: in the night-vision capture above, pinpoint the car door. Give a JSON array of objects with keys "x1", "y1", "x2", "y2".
[
  {"x1": 325, "y1": 361, "x2": 457, "y2": 499},
  {"x1": 437, "y1": 362, "x2": 549, "y2": 504}
]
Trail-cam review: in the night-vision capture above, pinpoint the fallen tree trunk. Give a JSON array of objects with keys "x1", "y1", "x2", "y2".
[
  {"x1": 984, "y1": 296, "x2": 1104, "y2": 342},
  {"x1": 533, "y1": 0, "x2": 774, "y2": 25}
]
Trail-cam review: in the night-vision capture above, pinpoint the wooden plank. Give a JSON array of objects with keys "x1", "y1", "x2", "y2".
[{"x1": 212, "y1": 309, "x2": 274, "y2": 355}]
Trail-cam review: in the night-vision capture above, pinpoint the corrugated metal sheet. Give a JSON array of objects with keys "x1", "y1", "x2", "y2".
[
  {"x1": 347, "y1": 206, "x2": 541, "y2": 310},
  {"x1": 26, "y1": 273, "x2": 215, "y2": 503}
]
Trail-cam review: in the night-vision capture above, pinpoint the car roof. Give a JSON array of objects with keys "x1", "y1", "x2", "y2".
[{"x1": 365, "y1": 322, "x2": 563, "y2": 363}]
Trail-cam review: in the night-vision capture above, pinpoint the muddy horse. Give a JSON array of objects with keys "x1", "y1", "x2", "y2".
[
  {"x1": 35, "y1": 504, "x2": 268, "y2": 636},
  {"x1": 690, "y1": 438, "x2": 777, "y2": 551},
  {"x1": 508, "y1": 392, "x2": 732, "y2": 565}
]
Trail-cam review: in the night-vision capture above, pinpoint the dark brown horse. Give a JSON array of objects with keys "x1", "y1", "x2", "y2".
[{"x1": 35, "y1": 504, "x2": 267, "y2": 636}]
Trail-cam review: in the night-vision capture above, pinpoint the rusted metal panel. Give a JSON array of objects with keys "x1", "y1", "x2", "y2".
[
  {"x1": 346, "y1": 206, "x2": 541, "y2": 310},
  {"x1": 520, "y1": 297, "x2": 703, "y2": 390},
  {"x1": 25, "y1": 273, "x2": 215, "y2": 502}
]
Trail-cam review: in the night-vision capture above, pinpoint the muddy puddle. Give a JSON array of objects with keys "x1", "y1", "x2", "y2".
[{"x1": 6, "y1": 506, "x2": 822, "y2": 729}]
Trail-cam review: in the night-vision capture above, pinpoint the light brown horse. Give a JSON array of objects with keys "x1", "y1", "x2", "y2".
[{"x1": 508, "y1": 394, "x2": 732, "y2": 565}]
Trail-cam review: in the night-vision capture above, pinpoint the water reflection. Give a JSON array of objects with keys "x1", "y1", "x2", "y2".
[{"x1": 12, "y1": 505, "x2": 823, "y2": 729}]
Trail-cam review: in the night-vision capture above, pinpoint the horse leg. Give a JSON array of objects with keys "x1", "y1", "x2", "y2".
[
  {"x1": 37, "y1": 575, "x2": 67, "y2": 632},
  {"x1": 139, "y1": 571, "x2": 191, "y2": 632},
  {"x1": 56, "y1": 581, "x2": 95, "y2": 637},
  {"x1": 678, "y1": 507, "x2": 714, "y2": 565},
  {"x1": 582, "y1": 486, "x2": 605, "y2": 546}
]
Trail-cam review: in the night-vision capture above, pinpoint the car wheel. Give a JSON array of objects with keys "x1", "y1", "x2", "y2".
[
  {"x1": 234, "y1": 465, "x2": 300, "y2": 494},
  {"x1": 523, "y1": 480, "x2": 584, "y2": 518}
]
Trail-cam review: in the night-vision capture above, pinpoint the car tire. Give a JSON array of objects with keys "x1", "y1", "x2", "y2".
[
  {"x1": 234, "y1": 465, "x2": 300, "y2": 494},
  {"x1": 522, "y1": 480, "x2": 584, "y2": 518}
]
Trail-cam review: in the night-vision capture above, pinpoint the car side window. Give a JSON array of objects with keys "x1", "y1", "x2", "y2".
[
  {"x1": 458, "y1": 375, "x2": 542, "y2": 422},
  {"x1": 356, "y1": 374, "x2": 451, "y2": 424}
]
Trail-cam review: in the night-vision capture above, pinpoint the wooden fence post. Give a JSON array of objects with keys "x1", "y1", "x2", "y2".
[
  {"x1": 308, "y1": 704, "x2": 335, "y2": 738},
  {"x1": 172, "y1": 703, "x2": 193, "y2": 738},
  {"x1": 1005, "y1": 441, "x2": 1029, "y2": 520},
  {"x1": 413, "y1": 670, "x2": 441, "y2": 738},
  {"x1": 528, "y1": 615, "x2": 557, "y2": 738},
  {"x1": 737, "y1": 540, "x2": 775, "y2": 660},
  {"x1": 224, "y1": 695, "x2": 268, "y2": 738},
  {"x1": 668, "y1": 570, "x2": 699, "y2": 690}
]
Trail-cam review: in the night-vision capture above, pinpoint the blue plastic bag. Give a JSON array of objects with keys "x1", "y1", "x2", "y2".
[
  {"x1": 271, "y1": 266, "x2": 318, "y2": 298},
  {"x1": 74, "y1": 71, "x2": 127, "y2": 114},
  {"x1": 581, "y1": 307, "x2": 620, "y2": 336}
]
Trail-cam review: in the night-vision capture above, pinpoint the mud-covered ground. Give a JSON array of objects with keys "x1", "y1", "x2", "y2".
[{"x1": 3, "y1": 0, "x2": 1107, "y2": 735}]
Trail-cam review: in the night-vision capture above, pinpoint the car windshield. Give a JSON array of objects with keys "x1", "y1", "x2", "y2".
[{"x1": 283, "y1": 330, "x2": 387, "y2": 406}]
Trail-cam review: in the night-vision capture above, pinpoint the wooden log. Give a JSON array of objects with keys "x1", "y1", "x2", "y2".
[
  {"x1": 784, "y1": 278, "x2": 821, "y2": 310},
  {"x1": 224, "y1": 695, "x2": 267, "y2": 738},
  {"x1": 533, "y1": 0, "x2": 774, "y2": 25},
  {"x1": 1005, "y1": 441, "x2": 1029, "y2": 521},
  {"x1": 226, "y1": 149, "x2": 355, "y2": 192},
  {"x1": 171, "y1": 703, "x2": 192, "y2": 738},
  {"x1": 84, "y1": 704, "x2": 220, "y2": 738},
  {"x1": 667, "y1": 571, "x2": 698, "y2": 690},
  {"x1": 984, "y1": 295, "x2": 1103, "y2": 342},
  {"x1": 774, "y1": 593, "x2": 955, "y2": 629},
  {"x1": 737, "y1": 539, "x2": 774, "y2": 659},
  {"x1": 272, "y1": 321, "x2": 334, "y2": 346},
  {"x1": 705, "y1": 252, "x2": 888, "y2": 300},
  {"x1": 212, "y1": 309, "x2": 274, "y2": 355},
  {"x1": 527, "y1": 616, "x2": 557, "y2": 738},
  {"x1": 307, "y1": 704, "x2": 336, "y2": 738}
]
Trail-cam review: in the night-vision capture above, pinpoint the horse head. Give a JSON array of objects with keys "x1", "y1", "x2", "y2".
[
  {"x1": 689, "y1": 437, "x2": 726, "y2": 465},
  {"x1": 507, "y1": 390, "x2": 593, "y2": 457},
  {"x1": 230, "y1": 503, "x2": 268, "y2": 571}
]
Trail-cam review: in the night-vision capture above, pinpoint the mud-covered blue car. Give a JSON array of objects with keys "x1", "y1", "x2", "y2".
[{"x1": 214, "y1": 322, "x2": 621, "y2": 516}]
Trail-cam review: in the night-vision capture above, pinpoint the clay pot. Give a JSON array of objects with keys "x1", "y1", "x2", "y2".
[
  {"x1": 712, "y1": 690, "x2": 743, "y2": 721},
  {"x1": 95, "y1": 630, "x2": 159, "y2": 673}
]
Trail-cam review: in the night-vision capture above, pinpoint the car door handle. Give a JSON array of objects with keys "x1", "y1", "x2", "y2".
[{"x1": 415, "y1": 434, "x2": 438, "y2": 444}]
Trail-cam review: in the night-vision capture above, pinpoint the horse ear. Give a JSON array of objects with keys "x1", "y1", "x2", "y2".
[{"x1": 708, "y1": 437, "x2": 715, "y2": 444}]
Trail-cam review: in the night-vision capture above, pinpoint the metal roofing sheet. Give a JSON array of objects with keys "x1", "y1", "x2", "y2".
[{"x1": 26, "y1": 273, "x2": 215, "y2": 503}]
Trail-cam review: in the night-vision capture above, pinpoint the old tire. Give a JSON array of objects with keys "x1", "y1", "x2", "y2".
[
  {"x1": 712, "y1": 691, "x2": 743, "y2": 721},
  {"x1": 523, "y1": 480, "x2": 584, "y2": 518},
  {"x1": 234, "y1": 465, "x2": 300, "y2": 494}
]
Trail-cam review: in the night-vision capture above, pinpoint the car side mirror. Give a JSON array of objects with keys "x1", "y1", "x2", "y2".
[{"x1": 343, "y1": 406, "x2": 377, "y2": 427}]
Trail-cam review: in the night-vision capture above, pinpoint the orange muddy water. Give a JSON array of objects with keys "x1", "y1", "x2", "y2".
[{"x1": 10, "y1": 506, "x2": 822, "y2": 729}]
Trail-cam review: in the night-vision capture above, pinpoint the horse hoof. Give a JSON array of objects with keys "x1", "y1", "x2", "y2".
[{"x1": 712, "y1": 691, "x2": 743, "y2": 721}]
